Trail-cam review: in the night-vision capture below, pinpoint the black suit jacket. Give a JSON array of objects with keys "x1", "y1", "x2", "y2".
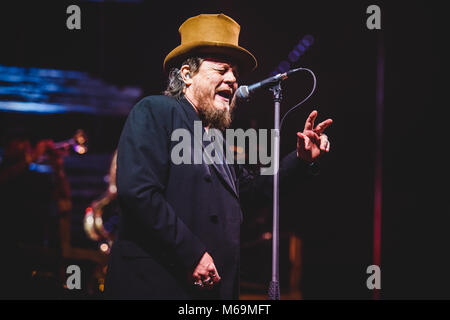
[{"x1": 104, "y1": 95, "x2": 318, "y2": 299}]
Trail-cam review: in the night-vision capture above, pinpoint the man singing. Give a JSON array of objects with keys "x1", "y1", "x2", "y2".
[{"x1": 105, "y1": 13, "x2": 332, "y2": 299}]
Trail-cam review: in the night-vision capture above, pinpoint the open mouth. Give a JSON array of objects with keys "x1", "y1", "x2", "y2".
[{"x1": 216, "y1": 90, "x2": 233, "y2": 103}]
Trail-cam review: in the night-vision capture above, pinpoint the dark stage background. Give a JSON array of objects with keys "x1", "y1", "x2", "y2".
[{"x1": 0, "y1": 0, "x2": 445, "y2": 299}]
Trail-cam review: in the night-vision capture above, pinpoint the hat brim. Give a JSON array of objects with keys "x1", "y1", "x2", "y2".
[{"x1": 163, "y1": 41, "x2": 257, "y2": 76}]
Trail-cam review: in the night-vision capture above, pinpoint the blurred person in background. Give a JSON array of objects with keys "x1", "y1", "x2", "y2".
[{"x1": 0, "y1": 135, "x2": 71, "y2": 298}]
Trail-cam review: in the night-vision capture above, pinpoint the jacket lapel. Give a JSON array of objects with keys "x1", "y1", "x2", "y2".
[
  {"x1": 202, "y1": 131, "x2": 238, "y2": 199},
  {"x1": 178, "y1": 97, "x2": 238, "y2": 199}
]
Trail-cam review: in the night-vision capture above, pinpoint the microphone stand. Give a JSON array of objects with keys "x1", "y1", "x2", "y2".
[
  {"x1": 239, "y1": 68, "x2": 302, "y2": 299},
  {"x1": 268, "y1": 81, "x2": 282, "y2": 300}
]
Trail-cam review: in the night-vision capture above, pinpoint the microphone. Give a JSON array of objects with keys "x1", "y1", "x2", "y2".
[{"x1": 235, "y1": 67, "x2": 303, "y2": 99}]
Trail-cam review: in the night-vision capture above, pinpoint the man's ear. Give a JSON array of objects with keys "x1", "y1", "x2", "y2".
[{"x1": 180, "y1": 65, "x2": 193, "y2": 85}]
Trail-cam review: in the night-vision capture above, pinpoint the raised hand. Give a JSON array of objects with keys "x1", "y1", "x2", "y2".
[{"x1": 297, "y1": 110, "x2": 333, "y2": 163}]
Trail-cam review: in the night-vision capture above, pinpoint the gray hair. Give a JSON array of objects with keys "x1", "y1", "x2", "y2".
[{"x1": 163, "y1": 57, "x2": 204, "y2": 99}]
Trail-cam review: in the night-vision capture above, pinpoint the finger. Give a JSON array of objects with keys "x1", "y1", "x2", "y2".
[
  {"x1": 304, "y1": 110, "x2": 318, "y2": 131},
  {"x1": 203, "y1": 275, "x2": 216, "y2": 287},
  {"x1": 193, "y1": 279, "x2": 204, "y2": 288},
  {"x1": 211, "y1": 272, "x2": 221, "y2": 283},
  {"x1": 206, "y1": 263, "x2": 216, "y2": 275},
  {"x1": 208, "y1": 266, "x2": 221, "y2": 283},
  {"x1": 201, "y1": 279, "x2": 214, "y2": 290},
  {"x1": 314, "y1": 119, "x2": 333, "y2": 134},
  {"x1": 200, "y1": 266, "x2": 216, "y2": 288},
  {"x1": 193, "y1": 271, "x2": 208, "y2": 289},
  {"x1": 297, "y1": 132, "x2": 305, "y2": 150},
  {"x1": 326, "y1": 140, "x2": 330, "y2": 152},
  {"x1": 210, "y1": 274, "x2": 220, "y2": 284},
  {"x1": 297, "y1": 132, "x2": 311, "y2": 150},
  {"x1": 192, "y1": 271, "x2": 200, "y2": 282},
  {"x1": 304, "y1": 130, "x2": 320, "y2": 144},
  {"x1": 319, "y1": 135, "x2": 328, "y2": 151}
]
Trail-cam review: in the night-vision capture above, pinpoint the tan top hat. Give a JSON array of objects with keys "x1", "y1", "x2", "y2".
[{"x1": 163, "y1": 13, "x2": 257, "y2": 75}]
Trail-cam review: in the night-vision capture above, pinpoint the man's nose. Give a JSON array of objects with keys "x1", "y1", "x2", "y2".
[{"x1": 223, "y1": 70, "x2": 237, "y2": 86}]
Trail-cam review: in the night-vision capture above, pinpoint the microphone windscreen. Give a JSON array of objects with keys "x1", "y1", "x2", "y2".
[{"x1": 236, "y1": 86, "x2": 249, "y2": 99}]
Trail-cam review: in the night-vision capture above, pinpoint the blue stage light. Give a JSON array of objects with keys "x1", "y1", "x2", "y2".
[
  {"x1": 0, "y1": 64, "x2": 141, "y2": 115},
  {"x1": 269, "y1": 34, "x2": 314, "y2": 76},
  {"x1": 288, "y1": 49, "x2": 301, "y2": 63},
  {"x1": 277, "y1": 61, "x2": 291, "y2": 74},
  {"x1": 303, "y1": 35, "x2": 314, "y2": 46},
  {"x1": 296, "y1": 44, "x2": 306, "y2": 53}
]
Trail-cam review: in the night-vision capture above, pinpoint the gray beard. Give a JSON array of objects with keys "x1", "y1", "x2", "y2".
[
  {"x1": 193, "y1": 91, "x2": 235, "y2": 131},
  {"x1": 197, "y1": 104, "x2": 232, "y2": 131}
]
